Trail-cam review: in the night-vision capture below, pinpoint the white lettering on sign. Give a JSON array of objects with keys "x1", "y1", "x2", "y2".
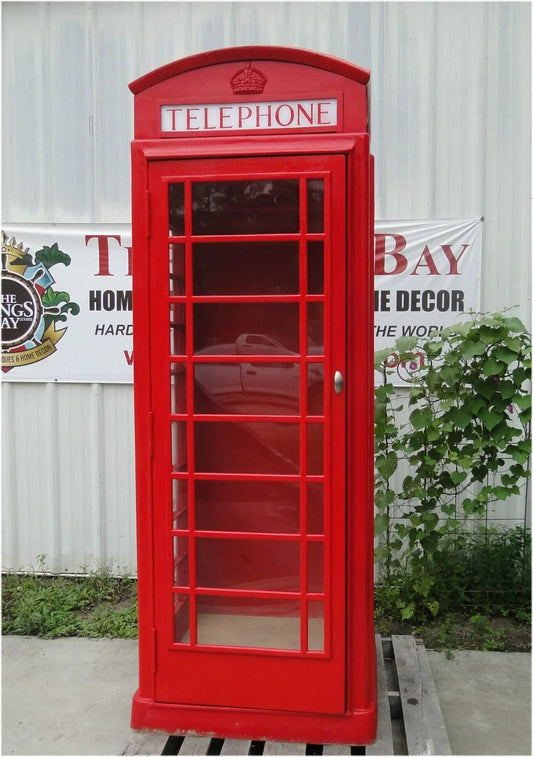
[{"x1": 161, "y1": 99, "x2": 338, "y2": 132}]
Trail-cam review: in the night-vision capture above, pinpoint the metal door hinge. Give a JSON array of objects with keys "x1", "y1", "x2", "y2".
[
  {"x1": 148, "y1": 412, "x2": 154, "y2": 459},
  {"x1": 146, "y1": 190, "x2": 151, "y2": 240}
]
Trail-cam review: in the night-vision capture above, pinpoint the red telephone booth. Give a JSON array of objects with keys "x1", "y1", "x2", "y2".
[{"x1": 129, "y1": 46, "x2": 375, "y2": 746}]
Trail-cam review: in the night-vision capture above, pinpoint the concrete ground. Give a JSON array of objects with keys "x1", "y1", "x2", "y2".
[
  {"x1": 427, "y1": 649, "x2": 532, "y2": 756},
  {"x1": 1, "y1": 636, "x2": 531, "y2": 756}
]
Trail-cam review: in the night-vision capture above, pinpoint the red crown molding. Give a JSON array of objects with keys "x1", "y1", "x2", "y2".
[{"x1": 129, "y1": 45, "x2": 370, "y2": 94}]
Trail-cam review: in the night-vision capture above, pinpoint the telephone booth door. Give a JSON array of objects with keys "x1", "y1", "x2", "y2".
[{"x1": 148, "y1": 153, "x2": 346, "y2": 714}]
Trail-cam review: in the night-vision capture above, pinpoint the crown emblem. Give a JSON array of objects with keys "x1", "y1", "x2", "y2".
[
  {"x1": 230, "y1": 62, "x2": 267, "y2": 95},
  {"x1": 2, "y1": 231, "x2": 30, "y2": 267}
]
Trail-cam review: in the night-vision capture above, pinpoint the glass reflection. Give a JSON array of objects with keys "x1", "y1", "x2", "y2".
[
  {"x1": 172, "y1": 479, "x2": 188, "y2": 530},
  {"x1": 169, "y1": 184, "x2": 185, "y2": 235},
  {"x1": 173, "y1": 536, "x2": 189, "y2": 586},
  {"x1": 195, "y1": 480, "x2": 300, "y2": 533},
  {"x1": 169, "y1": 244, "x2": 185, "y2": 295},
  {"x1": 195, "y1": 421, "x2": 299, "y2": 474},
  {"x1": 308, "y1": 600, "x2": 325, "y2": 652},
  {"x1": 193, "y1": 242, "x2": 299, "y2": 295},
  {"x1": 194, "y1": 362, "x2": 300, "y2": 416},
  {"x1": 307, "y1": 179, "x2": 324, "y2": 233},
  {"x1": 307, "y1": 242, "x2": 324, "y2": 294},
  {"x1": 173, "y1": 593, "x2": 190, "y2": 643},
  {"x1": 193, "y1": 303, "x2": 300, "y2": 355},
  {"x1": 307, "y1": 481, "x2": 324, "y2": 535},
  {"x1": 170, "y1": 363, "x2": 186, "y2": 414},
  {"x1": 308, "y1": 302, "x2": 324, "y2": 355},
  {"x1": 307, "y1": 423, "x2": 323, "y2": 476},
  {"x1": 307, "y1": 363, "x2": 324, "y2": 416},
  {"x1": 192, "y1": 180, "x2": 299, "y2": 235},
  {"x1": 170, "y1": 304, "x2": 186, "y2": 355},
  {"x1": 171, "y1": 421, "x2": 188, "y2": 472},
  {"x1": 196, "y1": 597, "x2": 301, "y2": 649},
  {"x1": 307, "y1": 541, "x2": 324, "y2": 593},
  {"x1": 196, "y1": 538, "x2": 300, "y2": 592}
]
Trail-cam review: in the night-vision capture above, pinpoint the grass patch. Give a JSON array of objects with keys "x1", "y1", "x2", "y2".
[
  {"x1": 374, "y1": 526, "x2": 531, "y2": 652},
  {"x1": 3, "y1": 528, "x2": 530, "y2": 652},
  {"x1": 374, "y1": 612, "x2": 531, "y2": 653},
  {"x1": 1, "y1": 570, "x2": 138, "y2": 638}
]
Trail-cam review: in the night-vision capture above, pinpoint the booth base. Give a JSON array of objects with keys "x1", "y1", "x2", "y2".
[
  {"x1": 127, "y1": 636, "x2": 451, "y2": 755},
  {"x1": 131, "y1": 694, "x2": 377, "y2": 747}
]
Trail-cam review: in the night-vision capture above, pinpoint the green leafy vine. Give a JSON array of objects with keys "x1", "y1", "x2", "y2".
[{"x1": 374, "y1": 312, "x2": 531, "y2": 620}]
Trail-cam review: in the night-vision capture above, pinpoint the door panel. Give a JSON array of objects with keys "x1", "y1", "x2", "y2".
[{"x1": 148, "y1": 154, "x2": 346, "y2": 714}]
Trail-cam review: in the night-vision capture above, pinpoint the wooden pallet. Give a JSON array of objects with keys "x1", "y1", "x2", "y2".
[{"x1": 123, "y1": 635, "x2": 450, "y2": 756}]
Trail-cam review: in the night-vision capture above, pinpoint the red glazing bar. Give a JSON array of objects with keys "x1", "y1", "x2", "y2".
[
  {"x1": 183, "y1": 178, "x2": 198, "y2": 646},
  {"x1": 299, "y1": 174, "x2": 310, "y2": 654},
  {"x1": 322, "y1": 168, "x2": 333, "y2": 657},
  {"x1": 172, "y1": 530, "x2": 321, "y2": 541},
  {"x1": 189, "y1": 354, "x2": 324, "y2": 364},
  {"x1": 189, "y1": 471, "x2": 324, "y2": 482}
]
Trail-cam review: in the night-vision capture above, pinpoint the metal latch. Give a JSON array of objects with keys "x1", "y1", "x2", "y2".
[{"x1": 334, "y1": 370, "x2": 344, "y2": 394}]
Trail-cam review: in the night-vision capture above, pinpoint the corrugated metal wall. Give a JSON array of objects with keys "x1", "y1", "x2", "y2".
[{"x1": 2, "y1": 2, "x2": 531, "y2": 574}]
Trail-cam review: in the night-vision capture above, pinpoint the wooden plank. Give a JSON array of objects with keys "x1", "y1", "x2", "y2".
[
  {"x1": 392, "y1": 635, "x2": 451, "y2": 756},
  {"x1": 180, "y1": 735, "x2": 212, "y2": 755},
  {"x1": 263, "y1": 742, "x2": 306, "y2": 755},
  {"x1": 322, "y1": 743, "x2": 351, "y2": 754},
  {"x1": 415, "y1": 642, "x2": 452, "y2": 755},
  {"x1": 366, "y1": 636, "x2": 394, "y2": 755},
  {"x1": 122, "y1": 729, "x2": 169, "y2": 755},
  {"x1": 392, "y1": 635, "x2": 425, "y2": 755},
  {"x1": 220, "y1": 739, "x2": 252, "y2": 755}
]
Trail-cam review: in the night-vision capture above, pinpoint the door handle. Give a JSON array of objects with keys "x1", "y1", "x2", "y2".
[{"x1": 334, "y1": 370, "x2": 344, "y2": 395}]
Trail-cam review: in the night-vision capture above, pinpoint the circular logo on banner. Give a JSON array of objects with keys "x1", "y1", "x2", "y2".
[
  {"x1": 1, "y1": 232, "x2": 80, "y2": 373},
  {"x1": 1, "y1": 271, "x2": 43, "y2": 348}
]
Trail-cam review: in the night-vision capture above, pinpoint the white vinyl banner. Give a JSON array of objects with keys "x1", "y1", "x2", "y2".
[
  {"x1": 2, "y1": 225, "x2": 133, "y2": 382},
  {"x1": 374, "y1": 217, "x2": 482, "y2": 383},
  {"x1": 1, "y1": 219, "x2": 482, "y2": 383}
]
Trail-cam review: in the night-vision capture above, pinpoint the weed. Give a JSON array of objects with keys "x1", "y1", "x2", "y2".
[
  {"x1": 1, "y1": 570, "x2": 138, "y2": 639},
  {"x1": 374, "y1": 526, "x2": 531, "y2": 624}
]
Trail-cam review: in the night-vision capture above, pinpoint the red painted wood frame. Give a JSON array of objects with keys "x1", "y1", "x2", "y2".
[{"x1": 131, "y1": 134, "x2": 375, "y2": 744}]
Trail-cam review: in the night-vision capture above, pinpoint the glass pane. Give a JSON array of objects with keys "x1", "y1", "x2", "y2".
[
  {"x1": 192, "y1": 180, "x2": 299, "y2": 235},
  {"x1": 308, "y1": 302, "x2": 324, "y2": 355},
  {"x1": 307, "y1": 242, "x2": 324, "y2": 294},
  {"x1": 307, "y1": 481, "x2": 324, "y2": 535},
  {"x1": 194, "y1": 362, "x2": 300, "y2": 416},
  {"x1": 195, "y1": 480, "x2": 300, "y2": 533},
  {"x1": 307, "y1": 423, "x2": 323, "y2": 475},
  {"x1": 307, "y1": 179, "x2": 324, "y2": 233},
  {"x1": 193, "y1": 303, "x2": 299, "y2": 355},
  {"x1": 170, "y1": 363, "x2": 186, "y2": 414},
  {"x1": 173, "y1": 593, "x2": 190, "y2": 643},
  {"x1": 307, "y1": 363, "x2": 323, "y2": 416},
  {"x1": 169, "y1": 244, "x2": 185, "y2": 295},
  {"x1": 194, "y1": 422, "x2": 299, "y2": 474},
  {"x1": 171, "y1": 421, "x2": 188, "y2": 472},
  {"x1": 169, "y1": 183, "x2": 185, "y2": 235},
  {"x1": 196, "y1": 538, "x2": 300, "y2": 591},
  {"x1": 173, "y1": 536, "x2": 189, "y2": 586},
  {"x1": 172, "y1": 479, "x2": 188, "y2": 530},
  {"x1": 193, "y1": 242, "x2": 299, "y2": 295},
  {"x1": 170, "y1": 304, "x2": 186, "y2": 355},
  {"x1": 196, "y1": 596, "x2": 301, "y2": 649},
  {"x1": 308, "y1": 600, "x2": 325, "y2": 652},
  {"x1": 308, "y1": 541, "x2": 324, "y2": 593}
]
